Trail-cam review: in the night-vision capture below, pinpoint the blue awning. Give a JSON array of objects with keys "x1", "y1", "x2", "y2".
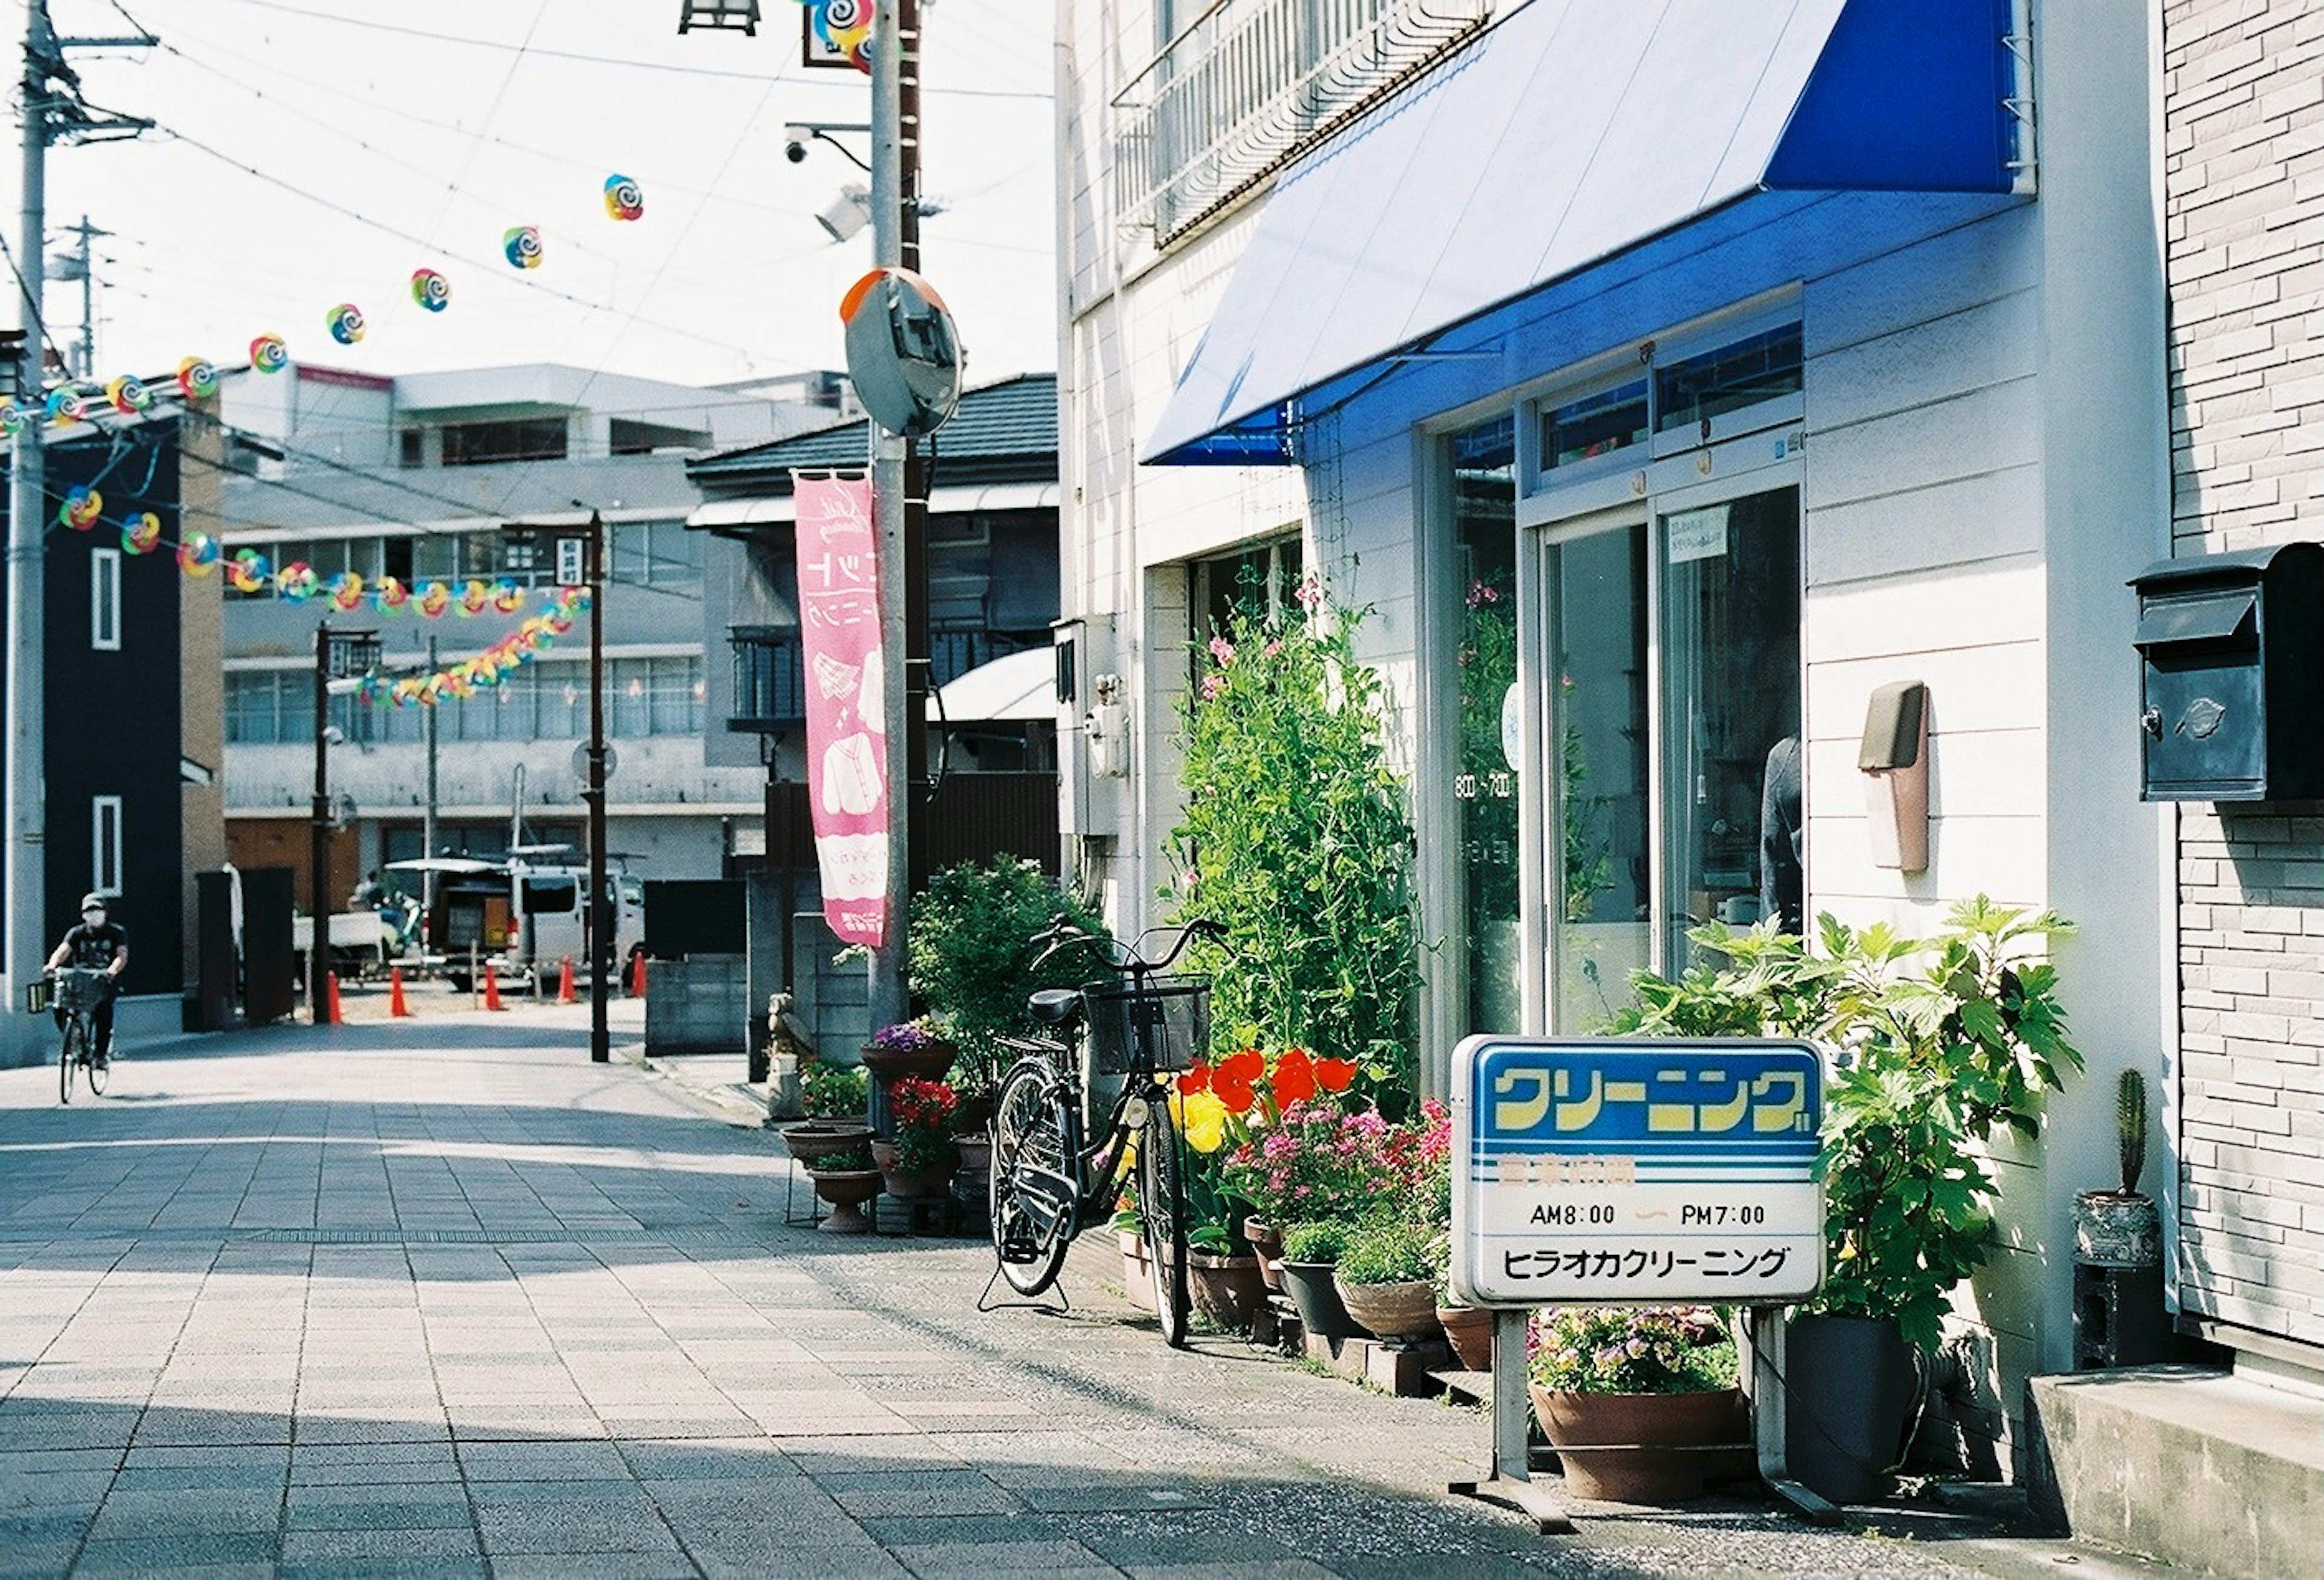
[{"x1": 1146, "y1": 0, "x2": 2021, "y2": 465}]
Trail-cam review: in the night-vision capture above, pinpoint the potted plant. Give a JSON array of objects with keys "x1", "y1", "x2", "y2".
[
  {"x1": 1170, "y1": 1081, "x2": 1269, "y2": 1336},
  {"x1": 862, "y1": 1017, "x2": 955, "y2": 1083},
  {"x1": 1331, "y1": 1215, "x2": 1442, "y2": 1346},
  {"x1": 1528, "y1": 1306, "x2": 1741, "y2": 1504},
  {"x1": 1434, "y1": 1259, "x2": 1494, "y2": 1373},
  {"x1": 804, "y1": 1143, "x2": 881, "y2": 1235},
  {"x1": 779, "y1": 1061, "x2": 872, "y2": 1166},
  {"x1": 1277, "y1": 1219, "x2": 1370, "y2": 1342},
  {"x1": 871, "y1": 1075, "x2": 959, "y2": 1200},
  {"x1": 2072, "y1": 1069, "x2": 2161, "y2": 1268}
]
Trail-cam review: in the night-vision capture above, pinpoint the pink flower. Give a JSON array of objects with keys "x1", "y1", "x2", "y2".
[
  {"x1": 1209, "y1": 636, "x2": 1235, "y2": 666},
  {"x1": 1264, "y1": 640, "x2": 1282, "y2": 657},
  {"x1": 1293, "y1": 577, "x2": 1324, "y2": 612},
  {"x1": 1200, "y1": 674, "x2": 1226, "y2": 701}
]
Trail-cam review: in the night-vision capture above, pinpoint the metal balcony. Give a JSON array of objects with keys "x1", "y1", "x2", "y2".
[
  {"x1": 727, "y1": 627, "x2": 806, "y2": 732},
  {"x1": 1113, "y1": 0, "x2": 1489, "y2": 241}
]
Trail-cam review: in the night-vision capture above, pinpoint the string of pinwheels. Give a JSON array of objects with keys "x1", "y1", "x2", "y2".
[{"x1": 50, "y1": 484, "x2": 592, "y2": 709}]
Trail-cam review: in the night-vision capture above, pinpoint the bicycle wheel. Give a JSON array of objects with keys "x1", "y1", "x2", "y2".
[
  {"x1": 58, "y1": 1018, "x2": 79, "y2": 1106},
  {"x1": 1138, "y1": 1089, "x2": 1190, "y2": 1348},
  {"x1": 989, "y1": 1058, "x2": 1074, "y2": 1297},
  {"x1": 85, "y1": 1034, "x2": 110, "y2": 1097}
]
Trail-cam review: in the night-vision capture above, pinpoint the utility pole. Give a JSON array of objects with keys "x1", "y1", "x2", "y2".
[
  {"x1": 310, "y1": 622, "x2": 332, "y2": 1023},
  {"x1": 866, "y1": 0, "x2": 930, "y2": 1035},
  {"x1": 5, "y1": 2, "x2": 151, "y2": 1052},
  {"x1": 57, "y1": 215, "x2": 106, "y2": 378},
  {"x1": 422, "y1": 633, "x2": 439, "y2": 916},
  {"x1": 583, "y1": 513, "x2": 609, "y2": 1064}
]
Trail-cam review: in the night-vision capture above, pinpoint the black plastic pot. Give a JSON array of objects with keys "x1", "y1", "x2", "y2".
[
  {"x1": 1278, "y1": 1260, "x2": 1373, "y2": 1343},
  {"x1": 1784, "y1": 1314, "x2": 1920, "y2": 1506}
]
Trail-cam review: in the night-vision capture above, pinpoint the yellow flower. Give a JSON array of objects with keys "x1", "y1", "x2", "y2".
[{"x1": 1179, "y1": 1089, "x2": 1230, "y2": 1155}]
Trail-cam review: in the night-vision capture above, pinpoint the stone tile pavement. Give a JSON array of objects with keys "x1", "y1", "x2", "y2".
[{"x1": 0, "y1": 1006, "x2": 2193, "y2": 1580}]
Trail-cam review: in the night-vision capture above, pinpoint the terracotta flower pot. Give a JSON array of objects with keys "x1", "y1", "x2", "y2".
[
  {"x1": 861, "y1": 1043, "x2": 954, "y2": 1083},
  {"x1": 1332, "y1": 1276, "x2": 1441, "y2": 1345},
  {"x1": 780, "y1": 1120, "x2": 873, "y2": 1167},
  {"x1": 1243, "y1": 1217, "x2": 1285, "y2": 1293},
  {"x1": 809, "y1": 1167, "x2": 882, "y2": 1235},
  {"x1": 1188, "y1": 1253, "x2": 1268, "y2": 1336},
  {"x1": 1529, "y1": 1384, "x2": 1744, "y2": 1504},
  {"x1": 1279, "y1": 1260, "x2": 1370, "y2": 1342},
  {"x1": 1437, "y1": 1303, "x2": 1495, "y2": 1372},
  {"x1": 871, "y1": 1138, "x2": 959, "y2": 1201}
]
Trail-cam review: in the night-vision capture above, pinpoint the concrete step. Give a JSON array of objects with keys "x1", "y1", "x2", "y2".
[{"x1": 2029, "y1": 1363, "x2": 2324, "y2": 1580}]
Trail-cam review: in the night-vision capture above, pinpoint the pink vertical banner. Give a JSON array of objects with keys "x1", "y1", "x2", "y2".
[{"x1": 792, "y1": 470, "x2": 890, "y2": 947}]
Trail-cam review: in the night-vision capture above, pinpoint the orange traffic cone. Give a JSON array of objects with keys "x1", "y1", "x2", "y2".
[
  {"x1": 388, "y1": 966, "x2": 410, "y2": 1018},
  {"x1": 557, "y1": 956, "x2": 576, "y2": 1005},
  {"x1": 482, "y1": 969, "x2": 505, "y2": 1012},
  {"x1": 630, "y1": 951, "x2": 648, "y2": 1000},
  {"x1": 323, "y1": 971, "x2": 344, "y2": 1026}
]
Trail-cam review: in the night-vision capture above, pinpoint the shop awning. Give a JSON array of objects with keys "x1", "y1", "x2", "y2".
[
  {"x1": 1146, "y1": 0, "x2": 2022, "y2": 465},
  {"x1": 928, "y1": 645, "x2": 1055, "y2": 724},
  {"x1": 687, "y1": 480, "x2": 1058, "y2": 531}
]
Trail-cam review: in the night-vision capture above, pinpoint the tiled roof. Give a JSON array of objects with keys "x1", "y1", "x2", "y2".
[{"x1": 688, "y1": 372, "x2": 1057, "y2": 490}]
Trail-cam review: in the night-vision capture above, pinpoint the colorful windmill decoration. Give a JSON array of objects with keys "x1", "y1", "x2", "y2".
[
  {"x1": 45, "y1": 387, "x2": 86, "y2": 424},
  {"x1": 250, "y1": 334, "x2": 290, "y2": 373},
  {"x1": 124, "y1": 513, "x2": 162, "y2": 556},
  {"x1": 178, "y1": 358, "x2": 220, "y2": 399},
  {"x1": 107, "y1": 375, "x2": 152, "y2": 415},
  {"x1": 179, "y1": 534, "x2": 220, "y2": 575},
  {"x1": 326, "y1": 304, "x2": 367, "y2": 345},
  {"x1": 502, "y1": 226, "x2": 543, "y2": 269},
  {"x1": 0, "y1": 401, "x2": 24, "y2": 438},
  {"x1": 604, "y1": 174, "x2": 645, "y2": 221},
  {"x1": 59, "y1": 486, "x2": 102, "y2": 531},
  {"x1": 411, "y1": 269, "x2": 451, "y2": 312}
]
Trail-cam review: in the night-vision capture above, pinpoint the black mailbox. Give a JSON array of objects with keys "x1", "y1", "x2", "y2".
[{"x1": 2129, "y1": 542, "x2": 2324, "y2": 801}]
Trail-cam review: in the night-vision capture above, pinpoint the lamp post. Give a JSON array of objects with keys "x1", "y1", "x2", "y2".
[
  {"x1": 311, "y1": 623, "x2": 379, "y2": 1024},
  {"x1": 504, "y1": 513, "x2": 609, "y2": 1063}
]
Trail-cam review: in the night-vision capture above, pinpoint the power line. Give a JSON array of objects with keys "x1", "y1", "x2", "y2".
[
  {"x1": 206, "y1": 0, "x2": 1053, "y2": 100},
  {"x1": 419, "y1": 0, "x2": 552, "y2": 251}
]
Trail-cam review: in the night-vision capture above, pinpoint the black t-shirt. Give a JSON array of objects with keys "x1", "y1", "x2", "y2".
[{"x1": 61, "y1": 922, "x2": 127, "y2": 972}]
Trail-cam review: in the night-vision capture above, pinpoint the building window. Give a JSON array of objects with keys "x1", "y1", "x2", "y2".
[
  {"x1": 440, "y1": 416, "x2": 568, "y2": 467},
  {"x1": 91, "y1": 796, "x2": 123, "y2": 897},
  {"x1": 608, "y1": 418, "x2": 710, "y2": 456},
  {"x1": 399, "y1": 428, "x2": 425, "y2": 467},
  {"x1": 1193, "y1": 537, "x2": 1304, "y2": 642},
  {"x1": 1540, "y1": 378, "x2": 1649, "y2": 473},
  {"x1": 1655, "y1": 323, "x2": 1804, "y2": 437},
  {"x1": 91, "y1": 549, "x2": 122, "y2": 651},
  {"x1": 616, "y1": 520, "x2": 704, "y2": 586},
  {"x1": 1443, "y1": 415, "x2": 1518, "y2": 1039}
]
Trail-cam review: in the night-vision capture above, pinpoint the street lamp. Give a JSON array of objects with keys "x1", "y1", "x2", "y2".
[
  {"x1": 504, "y1": 511, "x2": 610, "y2": 1064},
  {"x1": 312, "y1": 622, "x2": 379, "y2": 1024}
]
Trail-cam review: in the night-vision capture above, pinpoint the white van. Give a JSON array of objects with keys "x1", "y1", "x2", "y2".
[{"x1": 389, "y1": 847, "x2": 643, "y2": 992}]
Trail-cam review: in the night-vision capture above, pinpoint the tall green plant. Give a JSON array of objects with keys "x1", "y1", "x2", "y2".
[
  {"x1": 1610, "y1": 898, "x2": 2082, "y2": 1350},
  {"x1": 906, "y1": 857, "x2": 1109, "y2": 1093},
  {"x1": 1170, "y1": 588, "x2": 1420, "y2": 1101}
]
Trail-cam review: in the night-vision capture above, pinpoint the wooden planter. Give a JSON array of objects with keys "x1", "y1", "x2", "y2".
[
  {"x1": 1529, "y1": 1385, "x2": 1744, "y2": 1504},
  {"x1": 1331, "y1": 1277, "x2": 1441, "y2": 1346},
  {"x1": 1119, "y1": 1230, "x2": 1154, "y2": 1312}
]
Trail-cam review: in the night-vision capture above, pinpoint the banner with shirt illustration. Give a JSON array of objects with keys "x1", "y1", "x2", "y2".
[{"x1": 792, "y1": 470, "x2": 890, "y2": 947}]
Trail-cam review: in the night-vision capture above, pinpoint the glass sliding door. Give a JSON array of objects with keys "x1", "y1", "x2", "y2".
[
  {"x1": 1543, "y1": 522, "x2": 1650, "y2": 1033},
  {"x1": 1660, "y1": 487, "x2": 1802, "y2": 966}
]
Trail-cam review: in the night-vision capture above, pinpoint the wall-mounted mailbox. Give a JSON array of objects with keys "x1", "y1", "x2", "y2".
[
  {"x1": 1859, "y1": 680, "x2": 1929, "y2": 873},
  {"x1": 2130, "y1": 542, "x2": 2324, "y2": 802}
]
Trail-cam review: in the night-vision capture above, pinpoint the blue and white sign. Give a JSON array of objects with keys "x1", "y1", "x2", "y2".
[{"x1": 1451, "y1": 1037, "x2": 1825, "y2": 1306}]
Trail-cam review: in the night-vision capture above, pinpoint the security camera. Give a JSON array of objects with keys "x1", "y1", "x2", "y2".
[{"x1": 783, "y1": 123, "x2": 813, "y2": 163}]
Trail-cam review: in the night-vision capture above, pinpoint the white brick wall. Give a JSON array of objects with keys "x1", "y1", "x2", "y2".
[{"x1": 2165, "y1": 0, "x2": 2324, "y2": 1352}]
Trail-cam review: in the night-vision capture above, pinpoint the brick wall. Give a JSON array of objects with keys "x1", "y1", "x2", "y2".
[{"x1": 2164, "y1": 0, "x2": 2324, "y2": 1352}]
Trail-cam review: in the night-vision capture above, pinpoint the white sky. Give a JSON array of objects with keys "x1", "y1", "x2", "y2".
[{"x1": 9, "y1": 0, "x2": 1057, "y2": 395}]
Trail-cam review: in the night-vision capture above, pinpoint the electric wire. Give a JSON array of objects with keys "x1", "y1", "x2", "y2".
[{"x1": 419, "y1": 0, "x2": 553, "y2": 252}]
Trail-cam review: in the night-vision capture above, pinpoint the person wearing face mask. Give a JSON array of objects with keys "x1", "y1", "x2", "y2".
[{"x1": 47, "y1": 893, "x2": 128, "y2": 1068}]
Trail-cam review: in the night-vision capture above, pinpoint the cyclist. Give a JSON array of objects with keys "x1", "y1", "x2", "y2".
[{"x1": 47, "y1": 891, "x2": 128, "y2": 1069}]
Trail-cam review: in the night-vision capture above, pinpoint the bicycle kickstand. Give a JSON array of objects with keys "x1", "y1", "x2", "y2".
[{"x1": 976, "y1": 1264, "x2": 1072, "y2": 1317}]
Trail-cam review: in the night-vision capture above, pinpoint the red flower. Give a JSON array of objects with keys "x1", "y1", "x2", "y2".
[
  {"x1": 1178, "y1": 1060, "x2": 1212, "y2": 1096},
  {"x1": 1212, "y1": 1048, "x2": 1264, "y2": 1114},
  {"x1": 1269, "y1": 1046, "x2": 1317, "y2": 1107},
  {"x1": 1314, "y1": 1058, "x2": 1359, "y2": 1094}
]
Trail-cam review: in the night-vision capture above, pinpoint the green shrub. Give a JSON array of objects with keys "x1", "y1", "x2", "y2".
[
  {"x1": 807, "y1": 1144, "x2": 873, "y2": 1173},
  {"x1": 1528, "y1": 1307, "x2": 1738, "y2": 1395},
  {"x1": 800, "y1": 1061, "x2": 868, "y2": 1121},
  {"x1": 907, "y1": 857, "x2": 1109, "y2": 1093},
  {"x1": 1334, "y1": 1217, "x2": 1439, "y2": 1287},
  {"x1": 1170, "y1": 588, "x2": 1420, "y2": 1104},
  {"x1": 1279, "y1": 1219, "x2": 1354, "y2": 1264}
]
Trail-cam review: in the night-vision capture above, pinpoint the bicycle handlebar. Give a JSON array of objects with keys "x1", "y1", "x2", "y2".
[{"x1": 1029, "y1": 914, "x2": 1224, "y2": 977}]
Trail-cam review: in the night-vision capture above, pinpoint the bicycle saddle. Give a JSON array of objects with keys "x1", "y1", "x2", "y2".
[{"x1": 1028, "y1": 989, "x2": 1081, "y2": 1025}]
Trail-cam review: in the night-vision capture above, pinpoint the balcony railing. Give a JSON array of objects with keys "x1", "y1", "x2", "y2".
[
  {"x1": 728, "y1": 627, "x2": 806, "y2": 732},
  {"x1": 1113, "y1": 0, "x2": 1489, "y2": 241}
]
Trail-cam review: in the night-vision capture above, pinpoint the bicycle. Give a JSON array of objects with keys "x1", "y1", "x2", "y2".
[
  {"x1": 985, "y1": 917, "x2": 1218, "y2": 1347},
  {"x1": 48, "y1": 968, "x2": 114, "y2": 1104}
]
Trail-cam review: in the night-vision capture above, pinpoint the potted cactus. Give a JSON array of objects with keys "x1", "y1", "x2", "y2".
[{"x1": 2072, "y1": 1069, "x2": 2162, "y2": 1268}]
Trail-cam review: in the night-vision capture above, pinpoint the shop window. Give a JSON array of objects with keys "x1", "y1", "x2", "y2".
[
  {"x1": 441, "y1": 416, "x2": 568, "y2": 467},
  {"x1": 1445, "y1": 415, "x2": 1520, "y2": 1037},
  {"x1": 1655, "y1": 324, "x2": 1803, "y2": 436},
  {"x1": 1540, "y1": 379, "x2": 1649, "y2": 472}
]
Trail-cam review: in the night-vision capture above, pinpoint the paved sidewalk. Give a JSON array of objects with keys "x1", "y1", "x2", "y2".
[{"x1": 1, "y1": 1009, "x2": 2184, "y2": 1580}]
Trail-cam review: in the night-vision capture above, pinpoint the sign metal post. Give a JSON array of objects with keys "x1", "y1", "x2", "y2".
[{"x1": 1448, "y1": 1035, "x2": 1839, "y2": 1527}]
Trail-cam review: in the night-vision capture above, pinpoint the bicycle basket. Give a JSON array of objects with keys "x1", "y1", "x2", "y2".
[
  {"x1": 51, "y1": 969, "x2": 108, "y2": 1014},
  {"x1": 1082, "y1": 977, "x2": 1209, "y2": 1076}
]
